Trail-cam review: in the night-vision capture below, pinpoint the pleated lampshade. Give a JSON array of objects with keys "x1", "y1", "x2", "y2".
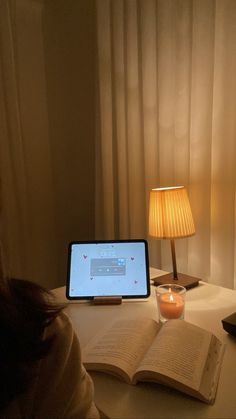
[{"x1": 149, "y1": 186, "x2": 195, "y2": 239}]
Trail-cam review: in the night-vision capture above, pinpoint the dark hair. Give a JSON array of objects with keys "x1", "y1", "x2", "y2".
[{"x1": 0, "y1": 276, "x2": 65, "y2": 410}]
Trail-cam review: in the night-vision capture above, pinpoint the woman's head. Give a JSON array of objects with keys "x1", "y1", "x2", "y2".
[{"x1": 0, "y1": 273, "x2": 65, "y2": 410}]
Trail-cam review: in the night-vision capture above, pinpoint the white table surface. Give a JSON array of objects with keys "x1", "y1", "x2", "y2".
[{"x1": 53, "y1": 269, "x2": 236, "y2": 419}]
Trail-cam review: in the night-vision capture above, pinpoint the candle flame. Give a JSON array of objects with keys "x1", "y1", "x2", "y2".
[{"x1": 167, "y1": 288, "x2": 174, "y2": 302}]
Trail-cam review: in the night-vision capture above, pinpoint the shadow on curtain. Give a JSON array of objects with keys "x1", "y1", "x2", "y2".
[
  {"x1": 0, "y1": 0, "x2": 96, "y2": 288},
  {"x1": 0, "y1": 0, "x2": 58, "y2": 288}
]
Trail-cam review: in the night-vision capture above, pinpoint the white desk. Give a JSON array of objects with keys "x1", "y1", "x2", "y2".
[{"x1": 53, "y1": 270, "x2": 236, "y2": 419}]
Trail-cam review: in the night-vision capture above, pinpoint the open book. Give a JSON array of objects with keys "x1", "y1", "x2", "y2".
[{"x1": 82, "y1": 318, "x2": 225, "y2": 404}]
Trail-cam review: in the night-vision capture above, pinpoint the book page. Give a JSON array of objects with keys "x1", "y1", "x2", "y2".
[
  {"x1": 82, "y1": 318, "x2": 159, "y2": 380},
  {"x1": 198, "y1": 335, "x2": 225, "y2": 402},
  {"x1": 135, "y1": 320, "x2": 212, "y2": 390}
]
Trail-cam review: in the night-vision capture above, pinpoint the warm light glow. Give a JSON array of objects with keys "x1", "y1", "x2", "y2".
[{"x1": 149, "y1": 186, "x2": 195, "y2": 239}]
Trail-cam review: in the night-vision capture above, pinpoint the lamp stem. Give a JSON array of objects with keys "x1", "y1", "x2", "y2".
[{"x1": 170, "y1": 239, "x2": 178, "y2": 280}]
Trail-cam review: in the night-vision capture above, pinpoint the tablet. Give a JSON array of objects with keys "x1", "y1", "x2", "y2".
[{"x1": 66, "y1": 239, "x2": 150, "y2": 300}]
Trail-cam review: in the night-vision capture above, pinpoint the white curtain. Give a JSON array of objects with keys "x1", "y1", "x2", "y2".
[
  {"x1": 96, "y1": 0, "x2": 236, "y2": 289},
  {"x1": 0, "y1": 0, "x2": 96, "y2": 289},
  {"x1": 0, "y1": 0, "x2": 59, "y2": 287}
]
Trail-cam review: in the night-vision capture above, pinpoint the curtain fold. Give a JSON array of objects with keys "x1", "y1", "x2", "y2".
[
  {"x1": 96, "y1": 0, "x2": 236, "y2": 289},
  {"x1": 0, "y1": 0, "x2": 58, "y2": 287},
  {"x1": 0, "y1": 0, "x2": 29, "y2": 277},
  {"x1": 1, "y1": 0, "x2": 96, "y2": 289}
]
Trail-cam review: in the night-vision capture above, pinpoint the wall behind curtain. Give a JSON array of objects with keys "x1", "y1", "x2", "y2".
[
  {"x1": 96, "y1": 0, "x2": 236, "y2": 289},
  {"x1": 0, "y1": 0, "x2": 96, "y2": 288}
]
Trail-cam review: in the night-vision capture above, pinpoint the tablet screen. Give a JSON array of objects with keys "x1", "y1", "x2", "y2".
[{"x1": 66, "y1": 239, "x2": 150, "y2": 299}]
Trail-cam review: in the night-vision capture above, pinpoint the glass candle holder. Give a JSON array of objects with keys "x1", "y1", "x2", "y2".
[{"x1": 155, "y1": 284, "x2": 186, "y2": 324}]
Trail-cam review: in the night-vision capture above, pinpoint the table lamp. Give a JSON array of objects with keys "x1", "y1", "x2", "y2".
[{"x1": 149, "y1": 186, "x2": 199, "y2": 289}]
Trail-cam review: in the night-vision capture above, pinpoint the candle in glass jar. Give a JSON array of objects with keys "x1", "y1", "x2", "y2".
[{"x1": 159, "y1": 290, "x2": 184, "y2": 319}]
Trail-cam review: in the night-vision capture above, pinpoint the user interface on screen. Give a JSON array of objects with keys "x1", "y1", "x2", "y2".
[{"x1": 66, "y1": 240, "x2": 150, "y2": 299}]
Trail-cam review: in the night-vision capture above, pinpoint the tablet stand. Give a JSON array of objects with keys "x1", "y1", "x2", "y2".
[{"x1": 93, "y1": 296, "x2": 122, "y2": 305}]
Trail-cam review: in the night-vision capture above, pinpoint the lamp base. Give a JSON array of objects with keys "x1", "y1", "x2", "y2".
[{"x1": 152, "y1": 272, "x2": 200, "y2": 290}]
